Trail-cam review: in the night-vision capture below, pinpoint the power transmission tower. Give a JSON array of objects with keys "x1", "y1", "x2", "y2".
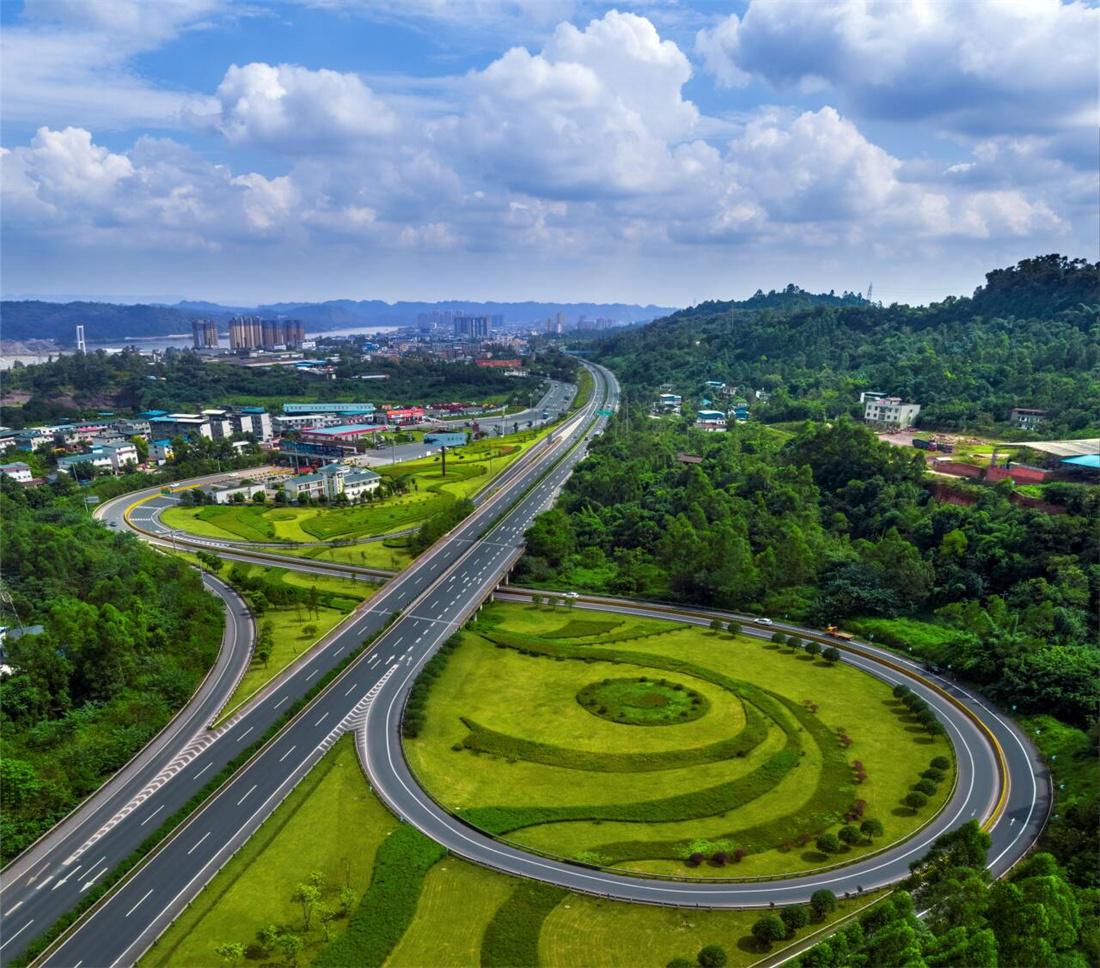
[
  {"x1": 866, "y1": 283, "x2": 874, "y2": 304},
  {"x1": 76, "y1": 324, "x2": 87, "y2": 354}
]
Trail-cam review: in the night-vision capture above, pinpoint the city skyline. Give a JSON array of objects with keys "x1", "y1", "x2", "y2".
[{"x1": 2, "y1": 0, "x2": 1097, "y2": 307}]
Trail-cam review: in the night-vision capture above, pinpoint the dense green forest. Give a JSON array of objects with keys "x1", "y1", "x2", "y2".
[
  {"x1": 591, "y1": 256, "x2": 1099, "y2": 434},
  {"x1": 0, "y1": 478, "x2": 224, "y2": 862},
  {"x1": 0, "y1": 300, "x2": 200, "y2": 342},
  {"x1": 518, "y1": 418, "x2": 1098, "y2": 726},
  {"x1": 0, "y1": 349, "x2": 544, "y2": 428},
  {"x1": 797, "y1": 823, "x2": 1098, "y2": 967}
]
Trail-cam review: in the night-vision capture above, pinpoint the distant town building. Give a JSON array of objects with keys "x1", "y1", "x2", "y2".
[
  {"x1": 57, "y1": 442, "x2": 138, "y2": 476},
  {"x1": 863, "y1": 396, "x2": 921, "y2": 429},
  {"x1": 657, "y1": 393, "x2": 682, "y2": 413},
  {"x1": 230, "y1": 407, "x2": 273, "y2": 442},
  {"x1": 1010, "y1": 407, "x2": 1048, "y2": 431},
  {"x1": 453, "y1": 315, "x2": 491, "y2": 338},
  {"x1": 282, "y1": 464, "x2": 381, "y2": 502},
  {"x1": 299, "y1": 424, "x2": 387, "y2": 445},
  {"x1": 0, "y1": 461, "x2": 33, "y2": 483},
  {"x1": 229, "y1": 316, "x2": 305, "y2": 351},
  {"x1": 191, "y1": 319, "x2": 220, "y2": 349},
  {"x1": 151, "y1": 439, "x2": 174, "y2": 465},
  {"x1": 695, "y1": 409, "x2": 727, "y2": 432}
]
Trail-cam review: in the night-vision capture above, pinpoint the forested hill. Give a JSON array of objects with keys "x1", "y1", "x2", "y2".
[
  {"x1": 590, "y1": 255, "x2": 1100, "y2": 435},
  {"x1": 1, "y1": 301, "x2": 199, "y2": 342}
]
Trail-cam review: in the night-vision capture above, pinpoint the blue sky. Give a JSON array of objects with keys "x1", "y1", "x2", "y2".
[{"x1": 1, "y1": 0, "x2": 1097, "y2": 307}]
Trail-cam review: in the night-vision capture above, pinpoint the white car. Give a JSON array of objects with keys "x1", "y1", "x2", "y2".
[
  {"x1": 753, "y1": 616, "x2": 774, "y2": 625},
  {"x1": 564, "y1": 591, "x2": 579, "y2": 599}
]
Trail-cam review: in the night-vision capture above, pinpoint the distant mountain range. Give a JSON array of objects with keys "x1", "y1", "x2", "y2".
[{"x1": 0, "y1": 299, "x2": 676, "y2": 345}]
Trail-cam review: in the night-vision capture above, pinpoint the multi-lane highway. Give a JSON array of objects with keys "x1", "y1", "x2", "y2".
[
  {"x1": 1, "y1": 364, "x2": 615, "y2": 966},
  {"x1": 0, "y1": 358, "x2": 1049, "y2": 966}
]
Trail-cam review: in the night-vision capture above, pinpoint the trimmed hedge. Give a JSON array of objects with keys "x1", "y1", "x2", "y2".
[
  {"x1": 402, "y1": 635, "x2": 461, "y2": 738},
  {"x1": 480, "y1": 880, "x2": 567, "y2": 968},
  {"x1": 457, "y1": 699, "x2": 768, "y2": 772},
  {"x1": 312, "y1": 826, "x2": 446, "y2": 968},
  {"x1": 459, "y1": 746, "x2": 800, "y2": 835}
]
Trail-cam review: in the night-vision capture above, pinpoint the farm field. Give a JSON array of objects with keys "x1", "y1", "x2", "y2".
[
  {"x1": 406, "y1": 603, "x2": 955, "y2": 880},
  {"x1": 159, "y1": 426, "x2": 551, "y2": 547}
]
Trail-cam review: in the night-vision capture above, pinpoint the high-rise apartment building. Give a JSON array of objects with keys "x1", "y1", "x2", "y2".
[
  {"x1": 191, "y1": 319, "x2": 219, "y2": 348},
  {"x1": 228, "y1": 316, "x2": 305, "y2": 351},
  {"x1": 453, "y1": 315, "x2": 491, "y2": 338}
]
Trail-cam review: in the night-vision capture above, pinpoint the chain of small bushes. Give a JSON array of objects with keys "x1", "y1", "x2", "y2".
[
  {"x1": 13, "y1": 614, "x2": 398, "y2": 968},
  {"x1": 401, "y1": 634, "x2": 461, "y2": 738}
]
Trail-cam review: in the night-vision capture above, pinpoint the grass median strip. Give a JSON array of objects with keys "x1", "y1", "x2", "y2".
[{"x1": 480, "y1": 880, "x2": 568, "y2": 968}]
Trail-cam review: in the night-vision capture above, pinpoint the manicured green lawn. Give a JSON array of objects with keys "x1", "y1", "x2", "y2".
[
  {"x1": 157, "y1": 425, "x2": 552, "y2": 547},
  {"x1": 212, "y1": 563, "x2": 371, "y2": 723},
  {"x1": 539, "y1": 890, "x2": 885, "y2": 968},
  {"x1": 406, "y1": 603, "x2": 954, "y2": 879},
  {"x1": 385, "y1": 862, "x2": 514, "y2": 968},
  {"x1": 141, "y1": 736, "x2": 398, "y2": 968},
  {"x1": 274, "y1": 540, "x2": 412, "y2": 571}
]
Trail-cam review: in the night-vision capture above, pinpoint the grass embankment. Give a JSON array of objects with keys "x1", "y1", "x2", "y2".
[
  {"x1": 405, "y1": 602, "x2": 954, "y2": 880},
  {"x1": 197, "y1": 560, "x2": 371, "y2": 723},
  {"x1": 141, "y1": 736, "x2": 397, "y2": 968}
]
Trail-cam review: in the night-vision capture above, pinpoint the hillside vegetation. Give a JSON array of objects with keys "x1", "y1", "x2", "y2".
[
  {"x1": 0, "y1": 477, "x2": 224, "y2": 861},
  {"x1": 592, "y1": 255, "x2": 1099, "y2": 435}
]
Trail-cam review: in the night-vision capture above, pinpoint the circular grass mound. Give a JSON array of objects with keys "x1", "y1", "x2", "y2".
[{"x1": 577, "y1": 677, "x2": 708, "y2": 726}]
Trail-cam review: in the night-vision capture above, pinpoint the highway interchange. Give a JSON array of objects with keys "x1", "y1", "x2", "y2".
[{"x1": 0, "y1": 361, "x2": 1050, "y2": 966}]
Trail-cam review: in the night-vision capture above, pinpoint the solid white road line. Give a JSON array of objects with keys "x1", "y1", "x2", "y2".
[
  {"x1": 186, "y1": 832, "x2": 211, "y2": 856},
  {"x1": 0, "y1": 921, "x2": 33, "y2": 951},
  {"x1": 139, "y1": 804, "x2": 165, "y2": 826},
  {"x1": 125, "y1": 889, "x2": 153, "y2": 918}
]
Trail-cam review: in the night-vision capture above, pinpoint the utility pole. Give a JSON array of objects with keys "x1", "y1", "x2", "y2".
[{"x1": 76, "y1": 324, "x2": 86, "y2": 354}]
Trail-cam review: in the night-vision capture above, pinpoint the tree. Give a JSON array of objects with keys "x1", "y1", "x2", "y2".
[
  {"x1": 306, "y1": 584, "x2": 320, "y2": 618},
  {"x1": 752, "y1": 915, "x2": 787, "y2": 948},
  {"x1": 816, "y1": 833, "x2": 840, "y2": 854},
  {"x1": 805, "y1": 641, "x2": 821, "y2": 657},
  {"x1": 905, "y1": 792, "x2": 928, "y2": 811},
  {"x1": 781, "y1": 905, "x2": 810, "y2": 935},
  {"x1": 292, "y1": 881, "x2": 321, "y2": 930},
  {"x1": 727, "y1": 622, "x2": 741, "y2": 637},
  {"x1": 696, "y1": 944, "x2": 727, "y2": 968},
  {"x1": 214, "y1": 942, "x2": 245, "y2": 967},
  {"x1": 709, "y1": 618, "x2": 724, "y2": 633},
  {"x1": 531, "y1": 594, "x2": 542, "y2": 607},
  {"x1": 914, "y1": 779, "x2": 937, "y2": 796},
  {"x1": 302, "y1": 623, "x2": 318, "y2": 637},
  {"x1": 252, "y1": 489, "x2": 266, "y2": 503},
  {"x1": 275, "y1": 932, "x2": 303, "y2": 968},
  {"x1": 838, "y1": 824, "x2": 861, "y2": 846},
  {"x1": 822, "y1": 646, "x2": 841, "y2": 663},
  {"x1": 861, "y1": 818, "x2": 884, "y2": 841},
  {"x1": 810, "y1": 889, "x2": 837, "y2": 919},
  {"x1": 771, "y1": 631, "x2": 785, "y2": 644},
  {"x1": 256, "y1": 622, "x2": 274, "y2": 666},
  {"x1": 667, "y1": 960, "x2": 694, "y2": 968}
]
